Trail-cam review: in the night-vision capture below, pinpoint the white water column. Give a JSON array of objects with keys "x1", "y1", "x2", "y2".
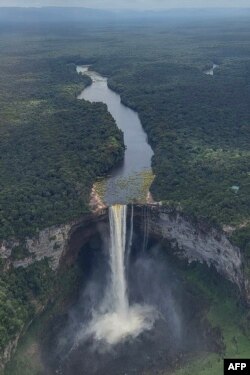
[{"x1": 109, "y1": 204, "x2": 129, "y2": 315}]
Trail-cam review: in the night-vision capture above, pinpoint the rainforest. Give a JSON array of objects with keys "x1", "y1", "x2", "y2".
[{"x1": 0, "y1": 7, "x2": 249, "y2": 375}]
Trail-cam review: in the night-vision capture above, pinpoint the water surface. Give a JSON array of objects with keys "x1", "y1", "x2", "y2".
[{"x1": 77, "y1": 66, "x2": 154, "y2": 205}]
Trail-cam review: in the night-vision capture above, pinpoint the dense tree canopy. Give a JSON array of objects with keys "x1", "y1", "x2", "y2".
[
  {"x1": 0, "y1": 57, "x2": 124, "y2": 239},
  {"x1": 0, "y1": 15, "x2": 250, "y2": 365}
]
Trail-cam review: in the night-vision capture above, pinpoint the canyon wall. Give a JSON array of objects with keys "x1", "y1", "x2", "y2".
[
  {"x1": 0, "y1": 211, "x2": 107, "y2": 272},
  {"x1": 0, "y1": 205, "x2": 249, "y2": 370},
  {"x1": 134, "y1": 205, "x2": 248, "y2": 302},
  {"x1": 0, "y1": 211, "x2": 106, "y2": 371},
  {"x1": 0, "y1": 205, "x2": 248, "y2": 301}
]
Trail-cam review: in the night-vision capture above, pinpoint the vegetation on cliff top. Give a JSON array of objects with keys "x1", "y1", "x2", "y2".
[
  {"x1": 0, "y1": 39, "x2": 124, "y2": 361},
  {"x1": 0, "y1": 57, "x2": 124, "y2": 239},
  {"x1": 0, "y1": 14, "x2": 250, "y2": 372},
  {"x1": 0, "y1": 17, "x2": 249, "y2": 244}
]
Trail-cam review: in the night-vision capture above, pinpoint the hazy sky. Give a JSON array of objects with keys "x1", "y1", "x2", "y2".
[{"x1": 1, "y1": 0, "x2": 250, "y2": 9}]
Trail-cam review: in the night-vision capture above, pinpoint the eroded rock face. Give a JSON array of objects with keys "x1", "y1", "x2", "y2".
[
  {"x1": 0, "y1": 205, "x2": 248, "y2": 303},
  {"x1": 0, "y1": 224, "x2": 72, "y2": 271},
  {"x1": 0, "y1": 210, "x2": 107, "y2": 272},
  {"x1": 134, "y1": 205, "x2": 248, "y2": 303},
  {"x1": 0, "y1": 333, "x2": 21, "y2": 372},
  {"x1": 0, "y1": 210, "x2": 108, "y2": 370},
  {"x1": 0, "y1": 205, "x2": 248, "y2": 301},
  {"x1": 0, "y1": 225, "x2": 75, "y2": 370},
  {"x1": 0, "y1": 205, "x2": 249, "y2": 370}
]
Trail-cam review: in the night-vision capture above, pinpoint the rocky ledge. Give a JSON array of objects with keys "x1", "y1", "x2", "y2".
[
  {"x1": 0, "y1": 205, "x2": 249, "y2": 303},
  {"x1": 0, "y1": 204, "x2": 249, "y2": 370},
  {"x1": 134, "y1": 205, "x2": 248, "y2": 303}
]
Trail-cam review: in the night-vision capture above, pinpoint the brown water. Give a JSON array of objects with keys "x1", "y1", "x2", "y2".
[{"x1": 77, "y1": 66, "x2": 154, "y2": 205}]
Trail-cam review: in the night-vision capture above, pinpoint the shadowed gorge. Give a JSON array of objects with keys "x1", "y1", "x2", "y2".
[
  {"x1": 39, "y1": 206, "x2": 224, "y2": 375},
  {"x1": 0, "y1": 8, "x2": 250, "y2": 375},
  {"x1": 4, "y1": 205, "x2": 249, "y2": 375}
]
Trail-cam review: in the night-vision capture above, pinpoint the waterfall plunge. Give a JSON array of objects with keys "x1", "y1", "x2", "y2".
[
  {"x1": 109, "y1": 204, "x2": 129, "y2": 315},
  {"x1": 84, "y1": 204, "x2": 157, "y2": 345}
]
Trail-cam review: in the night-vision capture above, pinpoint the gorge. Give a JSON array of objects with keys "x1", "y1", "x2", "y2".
[
  {"x1": 1, "y1": 63, "x2": 249, "y2": 374},
  {"x1": 1, "y1": 202, "x2": 249, "y2": 374}
]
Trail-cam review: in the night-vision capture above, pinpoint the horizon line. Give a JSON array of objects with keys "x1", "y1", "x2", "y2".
[{"x1": 1, "y1": 6, "x2": 250, "y2": 10}]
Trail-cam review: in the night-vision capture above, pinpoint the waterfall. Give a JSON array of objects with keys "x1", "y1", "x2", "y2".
[
  {"x1": 142, "y1": 205, "x2": 149, "y2": 252},
  {"x1": 126, "y1": 204, "x2": 134, "y2": 272},
  {"x1": 80, "y1": 204, "x2": 157, "y2": 346},
  {"x1": 109, "y1": 204, "x2": 129, "y2": 315}
]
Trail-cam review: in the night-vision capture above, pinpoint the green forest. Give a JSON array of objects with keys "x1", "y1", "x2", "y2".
[
  {"x1": 1, "y1": 18, "x2": 249, "y2": 245},
  {"x1": 88, "y1": 19, "x2": 250, "y2": 263},
  {"x1": 0, "y1": 57, "x2": 124, "y2": 239},
  {"x1": 0, "y1": 47, "x2": 124, "y2": 355},
  {"x1": 0, "y1": 12, "x2": 250, "y2": 374}
]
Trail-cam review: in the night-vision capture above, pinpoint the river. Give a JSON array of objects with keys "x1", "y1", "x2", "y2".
[{"x1": 77, "y1": 66, "x2": 154, "y2": 205}]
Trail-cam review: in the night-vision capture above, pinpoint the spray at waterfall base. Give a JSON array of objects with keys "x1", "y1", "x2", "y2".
[
  {"x1": 42, "y1": 204, "x2": 220, "y2": 375},
  {"x1": 76, "y1": 205, "x2": 157, "y2": 346}
]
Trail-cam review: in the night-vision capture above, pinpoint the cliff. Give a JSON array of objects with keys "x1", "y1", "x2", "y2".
[
  {"x1": 134, "y1": 205, "x2": 248, "y2": 301},
  {"x1": 0, "y1": 205, "x2": 248, "y2": 298},
  {"x1": 0, "y1": 204, "x2": 249, "y2": 370},
  {"x1": 0, "y1": 211, "x2": 106, "y2": 370}
]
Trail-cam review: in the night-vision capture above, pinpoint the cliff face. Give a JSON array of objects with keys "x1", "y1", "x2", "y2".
[
  {"x1": 0, "y1": 224, "x2": 69, "y2": 371},
  {"x1": 0, "y1": 205, "x2": 249, "y2": 370},
  {"x1": 0, "y1": 335, "x2": 20, "y2": 373},
  {"x1": 134, "y1": 205, "x2": 249, "y2": 304},
  {"x1": 0, "y1": 224, "x2": 72, "y2": 272},
  {"x1": 0, "y1": 206, "x2": 248, "y2": 300},
  {"x1": 0, "y1": 211, "x2": 107, "y2": 370},
  {"x1": 0, "y1": 211, "x2": 107, "y2": 272}
]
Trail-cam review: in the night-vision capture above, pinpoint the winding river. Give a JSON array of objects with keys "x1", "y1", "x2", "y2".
[{"x1": 77, "y1": 66, "x2": 154, "y2": 205}]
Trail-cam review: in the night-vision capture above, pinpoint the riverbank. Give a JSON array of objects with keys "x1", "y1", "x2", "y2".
[{"x1": 77, "y1": 65, "x2": 154, "y2": 205}]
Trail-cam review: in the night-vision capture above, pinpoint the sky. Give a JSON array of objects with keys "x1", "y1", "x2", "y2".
[{"x1": 0, "y1": 0, "x2": 250, "y2": 9}]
